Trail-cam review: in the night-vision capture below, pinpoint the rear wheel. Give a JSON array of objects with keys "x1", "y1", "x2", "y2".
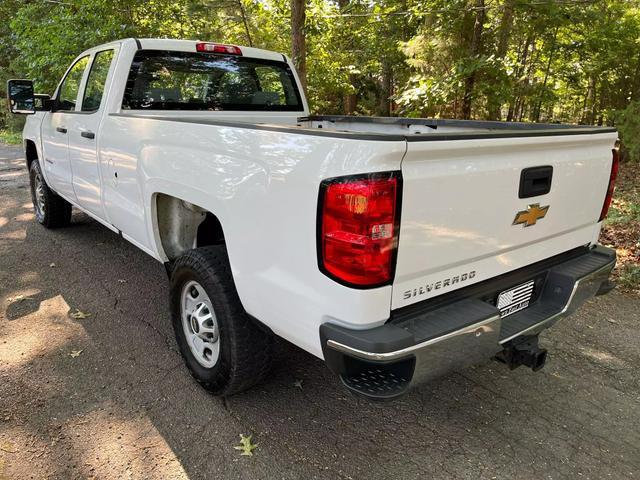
[
  {"x1": 170, "y1": 246, "x2": 274, "y2": 396},
  {"x1": 29, "y1": 161, "x2": 72, "y2": 228}
]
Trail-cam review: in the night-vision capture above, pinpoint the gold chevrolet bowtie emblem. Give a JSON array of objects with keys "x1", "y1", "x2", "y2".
[{"x1": 513, "y1": 203, "x2": 549, "y2": 227}]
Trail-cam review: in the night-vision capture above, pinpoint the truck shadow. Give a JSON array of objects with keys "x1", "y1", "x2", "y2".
[{"x1": 2, "y1": 201, "x2": 639, "y2": 479}]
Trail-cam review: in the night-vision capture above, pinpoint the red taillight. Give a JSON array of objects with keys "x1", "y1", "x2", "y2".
[
  {"x1": 195, "y1": 43, "x2": 242, "y2": 55},
  {"x1": 599, "y1": 148, "x2": 620, "y2": 222},
  {"x1": 318, "y1": 172, "x2": 401, "y2": 287}
]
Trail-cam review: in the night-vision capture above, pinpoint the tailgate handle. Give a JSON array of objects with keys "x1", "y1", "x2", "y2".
[{"x1": 519, "y1": 166, "x2": 553, "y2": 198}]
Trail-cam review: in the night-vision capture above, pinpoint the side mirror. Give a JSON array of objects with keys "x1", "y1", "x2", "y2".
[{"x1": 7, "y1": 79, "x2": 35, "y2": 114}]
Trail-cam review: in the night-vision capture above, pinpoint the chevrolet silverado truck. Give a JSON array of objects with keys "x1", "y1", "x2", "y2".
[{"x1": 7, "y1": 38, "x2": 619, "y2": 399}]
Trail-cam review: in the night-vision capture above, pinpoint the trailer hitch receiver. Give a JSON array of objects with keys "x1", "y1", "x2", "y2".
[{"x1": 495, "y1": 335, "x2": 547, "y2": 372}]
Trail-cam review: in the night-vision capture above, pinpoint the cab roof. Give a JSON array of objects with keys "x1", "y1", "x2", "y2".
[{"x1": 134, "y1": 38, "x2": 287, "y2": 63}]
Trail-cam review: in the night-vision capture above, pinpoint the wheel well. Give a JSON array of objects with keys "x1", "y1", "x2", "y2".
[
  {"x1": 155, "y1": 194, "x2": 225, "y2": 261},
  {"x1": 25, "y1": 140, "x2": 38, "y2": 170}
]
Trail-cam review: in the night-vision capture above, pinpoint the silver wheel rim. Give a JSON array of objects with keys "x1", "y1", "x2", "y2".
[
  {"x1": 34, "y1": 172, "x2": 45, "y2": 217},
  {"x1": 181, "y1": 280, "x2": 220, "y2": 368}
]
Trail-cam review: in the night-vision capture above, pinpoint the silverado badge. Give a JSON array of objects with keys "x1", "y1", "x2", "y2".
[{"x1": 513, "y1": 203, "x2": 549, "y2": 227}]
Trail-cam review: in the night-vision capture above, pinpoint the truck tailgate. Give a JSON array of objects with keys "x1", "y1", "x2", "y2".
[{"x1": 393, "y1": 131, "x2": 618, "y2": 309}]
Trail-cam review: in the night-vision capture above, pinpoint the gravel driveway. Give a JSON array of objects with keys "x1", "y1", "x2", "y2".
[{"x1": 1, "y1": 143, "x2": 638, "y2": 479}]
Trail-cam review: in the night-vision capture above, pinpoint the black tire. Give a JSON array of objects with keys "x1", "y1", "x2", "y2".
[
  {"x1": 170, "y1": 245, "x2": 274, "y2": 396},
  {"x1": 29, "y1": 160, "x2": 72, "y2": 228}
]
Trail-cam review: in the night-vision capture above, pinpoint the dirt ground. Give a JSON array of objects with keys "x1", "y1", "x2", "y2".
[{"x1": 1, "y1": 143, "x2": 639, "y2": 480}]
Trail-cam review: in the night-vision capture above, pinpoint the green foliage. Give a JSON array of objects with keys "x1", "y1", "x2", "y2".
[
  {"x1": 616, "y1": 101, "x2": 640, "y2": 162},
  {"x1": 234, "y1": 434, "x2": 258, "y2": 456},
  {"x1": 0, "y1": 129, "x2": 22, "y2": 145},
  {"x1": 395, "y1": 0, "x2": 640, "y2": 123},
  {"x1": 619, "y1": 264, "x2": 640, "y2": 290},
  {"x1": 1, "y1": 0, "x2": 640, "y2": 137},
  {"x1": 606, "y1": 198, "x2": 640, "y2": 225}
]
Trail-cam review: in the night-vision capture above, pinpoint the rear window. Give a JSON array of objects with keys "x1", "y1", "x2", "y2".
[{"x1": 122, "y1": 50, "x2": 303, "y2": 111}]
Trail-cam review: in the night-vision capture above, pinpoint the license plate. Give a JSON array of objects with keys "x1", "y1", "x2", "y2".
[{"x1": 497, "y1": 280, "x2": 535, "y2": 318}]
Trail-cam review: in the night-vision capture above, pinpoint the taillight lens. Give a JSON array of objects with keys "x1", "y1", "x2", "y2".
[
  {"x1": 599, "y1": 148, "x2": 620, "y2": 222},
  {"x1": 318, "y1": 172, "x2": 401, "y2": 287},
  {"x1": 195, "y1": 43, "x2": 242, "y2": 55}
]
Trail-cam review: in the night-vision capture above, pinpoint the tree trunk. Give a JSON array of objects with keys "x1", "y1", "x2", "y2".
[
  {"x1": 496, "y1": 0, "x2": 514, "y2": 57},
  {"x1": 343, "y1": 74, "x2": 358, "y2": 115},
  {"x1": 507, "y1": 35, "x2": 532, "y2": 122},
  {"x1": 533, "y1": 27, "x2": 558, "y2": 122},
  {"x1": 519, "y1": 41, "x2": 539, "y2": 122},
  {"x1": 377, "y1": 64, "x2": 393, "y2": 116},
  {"x1": 337, "y1": 0, "x2": 356, "y2": 114},
  {"x1": 237, "y1": 0, "x2": 253, "y2": 47},
  {"x1": 582, "y1": 76, "x2": 596, "y2": 124},
  {"x1": 487, "y1": 0, "x2": 515, "y2": 120},
  {"x1": 291, "y1": 0, "x2": 307, "y2": 94},
  {"x1": 461, "y1": 0, "x2": 485, "y2": 120}
]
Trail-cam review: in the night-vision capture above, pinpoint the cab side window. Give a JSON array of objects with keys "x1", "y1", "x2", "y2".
[
  {"x1": 57, "y1": 56, "x2": 89, "y2": 111},
  {"x1": 81, "y1": 50, "x2": 115, "y2": 112}
]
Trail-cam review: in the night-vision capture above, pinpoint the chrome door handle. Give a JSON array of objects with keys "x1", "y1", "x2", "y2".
[
  {"x1": 56, "y1": 127, "x2": 67, "y2": 134},
  {"x1": 80, "y1": 131, "x2": 95, "y2": 139}
]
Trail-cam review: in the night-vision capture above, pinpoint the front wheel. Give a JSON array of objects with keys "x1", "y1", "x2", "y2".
[
  {"x1": 170, "y1": 246, "x2": 274, "y2": 396},
  {"x1": 29, "y1": 160, "x2": 72, "y2": 228}
]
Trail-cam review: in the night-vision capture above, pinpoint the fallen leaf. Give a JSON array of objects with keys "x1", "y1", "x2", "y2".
[
  {"x1": 234, "y1": 434, "x2": 257, "y2": 457},
  {"x1": 607, "y1": 318, "x2": 617, "y2": 324},
  {"x1": 293, "y1": 379, "x2": 303, "y2": 390},
  {"x1": 70, "y1": 309, "x2": 91, "y2": 319},
  {"x1": 69, "y1": 350, "x2": 83, "y2": 358},
  {"x1": 0, "y1": 441, "x2": 17, "y2": 453}
]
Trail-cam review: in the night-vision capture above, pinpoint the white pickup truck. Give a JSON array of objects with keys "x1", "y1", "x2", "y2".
[{"x1": 8, "y1": 38, "x2": 619, "y2": 399}]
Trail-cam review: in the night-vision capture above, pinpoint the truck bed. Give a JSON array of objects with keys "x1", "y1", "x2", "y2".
[{"x1": 108, "y1": 111, "x2": 617, "y2": 314}]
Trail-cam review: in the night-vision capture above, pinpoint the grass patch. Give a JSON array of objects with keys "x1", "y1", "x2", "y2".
[
  {"x1": 601, "y1": 161, "x2": 640, "y2": 294},
  {"x1": 0, "y1": 129, "x2": 22, "y2": 145},
  {"x1": 619, "y1": 264, "x2": 640, "y2": 290},
  {"x1": 605, "y1": 198, "x2": 640, "y2": 225}
]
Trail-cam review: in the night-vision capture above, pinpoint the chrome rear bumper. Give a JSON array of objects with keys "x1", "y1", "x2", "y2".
[{"x1": 321, "y1": 245, "x2": 616, "y2": 400}]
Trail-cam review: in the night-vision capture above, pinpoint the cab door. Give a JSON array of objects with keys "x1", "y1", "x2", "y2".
[
  {"x1": 40, "y1": 56, "x2": 90, "y2": 201},
  {"x1": 67, "y1": 48, "x2": 117, "y2": 219}
]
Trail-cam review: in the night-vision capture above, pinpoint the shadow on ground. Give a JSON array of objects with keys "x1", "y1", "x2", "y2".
[{"x1": 1, "y1": 144, "x2": 639, "y2": 479}]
